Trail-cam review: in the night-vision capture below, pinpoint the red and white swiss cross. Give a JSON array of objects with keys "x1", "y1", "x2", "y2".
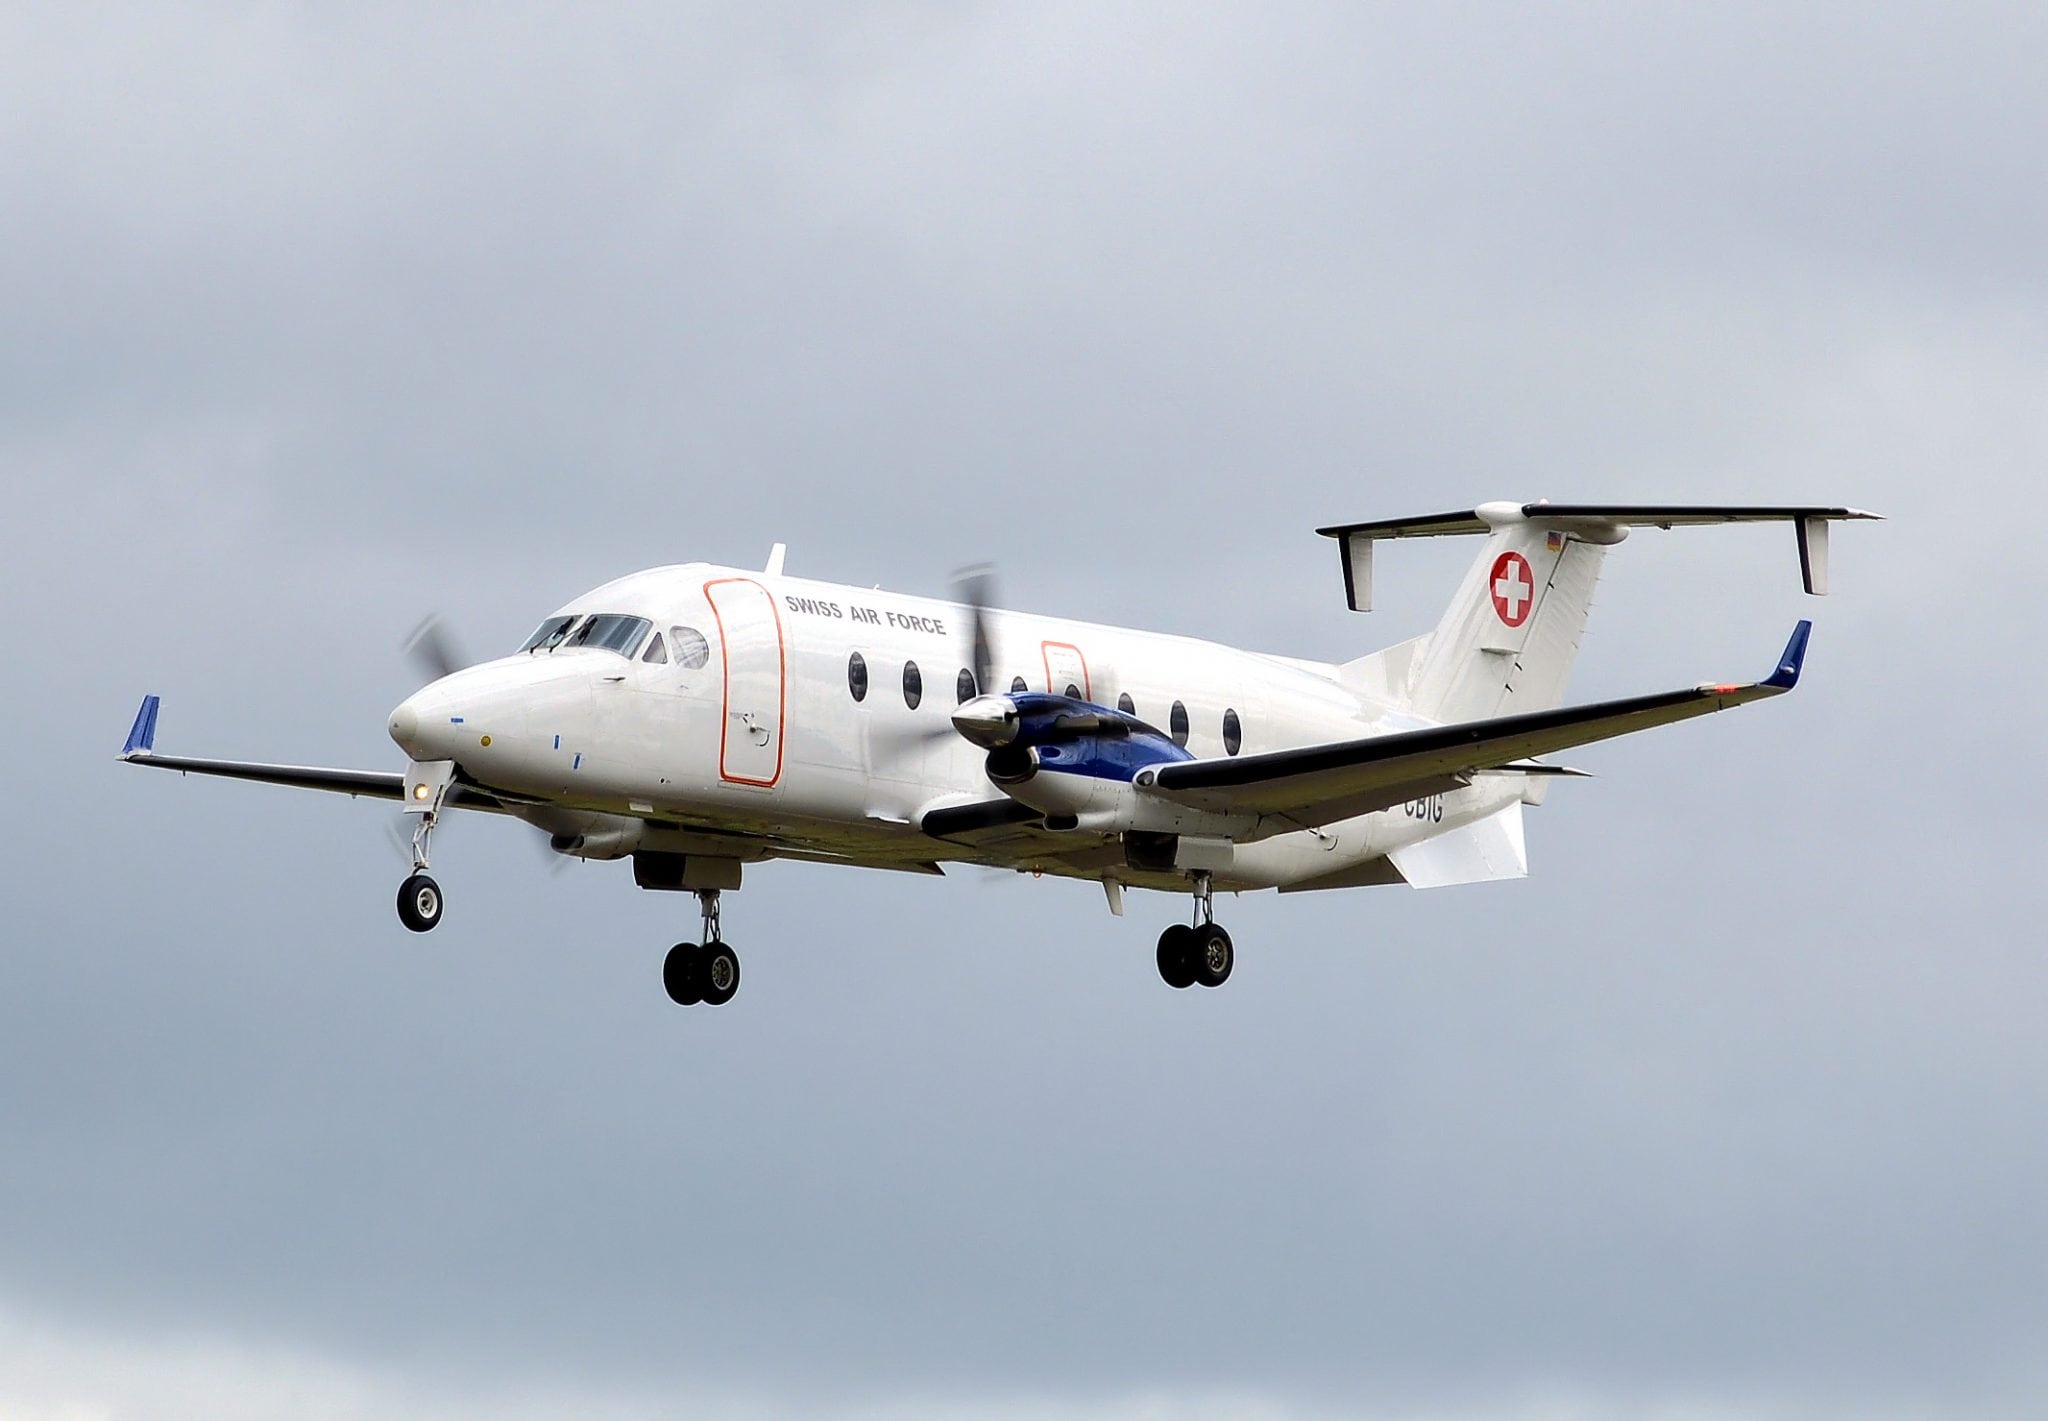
[{"x1": 1489, "y1": 551, "x2": 1535, "y2": 627}]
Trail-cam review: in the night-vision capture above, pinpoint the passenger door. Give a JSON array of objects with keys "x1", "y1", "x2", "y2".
[
  {"x1": 1041, "y1": 640, "x2": 1092, "y2": 700},
  {"x1": 704, "y1": 578, "x2": 786, "y2": 787}
]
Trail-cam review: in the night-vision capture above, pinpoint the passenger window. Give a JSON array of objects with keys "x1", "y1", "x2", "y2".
[
  {"x1": 641, "y1": 633, "x2": 668, "y2": 664},
  {"x1": 1010, "y1": 676, "x2": 1027, "y2": 694},
  {"x1": 957, "y1": 668, "x2": 977, "y2": 704},
  {"x1": 1117, "y1": 692, "x2": 1136, "y2": 716},
  {"x1": 1169, "y1": 700, "x2": 1189, "y2": 748},
  {"x1": 903, "y1": 661, "x2": 923, "y2": 710},
  {"x1": 848, "y1": 651, "x2": 868, "y2": 702},
  {"x1": 669, "y1": 626, "x2": 711, "y2": 670},
  {"x1": 1064, "y1": 683, "x2": 1081, "y2": 699},
  {"x1": 1223, "y1": 708, "x2": 1242, "y2": 755}
]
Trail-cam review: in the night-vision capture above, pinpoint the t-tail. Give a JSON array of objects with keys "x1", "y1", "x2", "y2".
[{"x1": 1318, "y1": 502, "x2": 1881, "y2": 723}]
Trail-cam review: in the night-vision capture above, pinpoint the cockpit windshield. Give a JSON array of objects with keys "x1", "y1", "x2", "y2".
[
  {"x1": 521, "y1": 615, "x2": 579, "y2": 653},
  {"x1": 565, "y1": 613, "x2": 653, "y2": 657}
]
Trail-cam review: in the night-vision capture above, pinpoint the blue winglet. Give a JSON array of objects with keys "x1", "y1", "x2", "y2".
[
  {"x1": 121, "y1": 694, "x2": 161, "y2": 757},
  {"x1": 1762, "y1": 620, "x2": 1813, "y2": 691}
]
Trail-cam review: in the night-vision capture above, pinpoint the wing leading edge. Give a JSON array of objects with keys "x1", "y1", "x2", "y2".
[
  {"x1": 1141, "y1": 621, "x2": 1813, "y2": 827},
  {"x1": 117, "y1": 694, "x2": 518, "y2": 810}
]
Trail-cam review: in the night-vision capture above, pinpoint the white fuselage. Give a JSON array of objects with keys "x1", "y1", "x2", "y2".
[{"x1": 387, "y1": 563, "x2": 1522, "y2": 894}]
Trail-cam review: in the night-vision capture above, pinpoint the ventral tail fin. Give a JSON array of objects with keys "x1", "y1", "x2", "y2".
[{"x1": 1320, "y1": 502, "x2": 1879, "y2": 724}]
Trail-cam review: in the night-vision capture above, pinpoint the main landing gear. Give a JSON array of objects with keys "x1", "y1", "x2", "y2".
[
  {"x1": 1155, "y1": 871, "x2": 1233, "y2": 990},
  {"x1": 663, "y1": 890, "x2": 741, "y2": 1007}
]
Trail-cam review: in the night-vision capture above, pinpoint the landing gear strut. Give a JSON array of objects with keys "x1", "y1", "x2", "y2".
[
  {"x1": 1156, "y1": 871, "x2": 1233, "y2": 989},
  {"x1": 664, "y1": 889, "x2": 741, "y2": 1007}
]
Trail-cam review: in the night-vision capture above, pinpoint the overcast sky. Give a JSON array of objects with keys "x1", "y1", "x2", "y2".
[{"x1": 2, "y1": 3, "x2": 2043, "y2": 1418}]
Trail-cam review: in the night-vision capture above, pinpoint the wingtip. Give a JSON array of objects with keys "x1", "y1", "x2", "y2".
[
  {"x1": 1762, "y1": 620, "x2": 1813, "y2": 690},
  {"x1": 120, "y1": 694, "x2": 161, "y2": 758}
]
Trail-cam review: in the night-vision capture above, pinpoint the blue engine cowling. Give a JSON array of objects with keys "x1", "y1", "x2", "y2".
[{"x1": 967, "y1": 692, "x2": 1193, "y2": 813}]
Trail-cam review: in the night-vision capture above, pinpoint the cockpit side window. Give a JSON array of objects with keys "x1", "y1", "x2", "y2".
[
  {"x1": 566, "y1": 613, "x2": 653, "y2": 657},
  {"x1": 522, "y1": 615, "x2": 579, "y2": 653},
  {"x1": 641, "y1": 633, "x2": 668, "y2": 664},
  {"x1": 670, "y1": 626, "x2": 711, "y2": 669}
]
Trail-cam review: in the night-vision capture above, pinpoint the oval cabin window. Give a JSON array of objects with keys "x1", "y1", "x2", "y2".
[
  {"x1": 1169, "y1": 700, "x2": 1189, "y2": 748},
  {"x1": 1223, "y1": 708, "x2": 1242, "y2": 756},
  {"x1": 957, "y1": 668, "x2": 977, "y2": 704},
  {"x1": 903, "y1": 661, "x2": 923, "y2": 709},
  {"x1": 670, "y1": 626, "x2": 711, "y2": 670},
  {"x1": 1117, "y1": 692, "x2": 1135, "y2": 716},
  {"x1": 847, "y1": 652, "x2": 868, "y2": 702}
]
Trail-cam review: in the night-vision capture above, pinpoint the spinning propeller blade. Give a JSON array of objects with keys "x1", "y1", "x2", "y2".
[
  {"x1": 403, "y1": 614, "x2": 470, "y2": 684},
  {"x1": 954, "y1": 564, "x2": 998, "y2": 701}
]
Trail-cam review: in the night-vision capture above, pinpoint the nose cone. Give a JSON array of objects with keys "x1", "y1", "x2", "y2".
[
  {"x1": 388, "y1": 660, "x2": 548, "y2": 765},
  {"x1": 388, "y1": 695, "x2": 426, "y2": 759}
]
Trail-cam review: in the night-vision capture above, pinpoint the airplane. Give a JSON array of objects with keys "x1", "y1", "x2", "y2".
[{"x1": 119, "y1": 501, "x2": 1877, "y2": 1006}]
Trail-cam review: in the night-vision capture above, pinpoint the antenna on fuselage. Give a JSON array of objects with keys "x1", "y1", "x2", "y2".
[{"x1": 764, "y1": 543, "x2": 787, "y2": 576}]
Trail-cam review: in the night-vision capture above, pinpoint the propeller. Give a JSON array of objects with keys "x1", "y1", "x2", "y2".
[
  {"x1": 868, "y1": 565, "x2": 1010, "y2": 754},
  {"x1": 942, "y1": 566, "x2": 1140, "y2": 752},
  {"x1": 954, "y1": 563, "x2": 998, "y2": 702},
  {"x1": 403, "y1": 614, "x2": 470, "y2": 684}
]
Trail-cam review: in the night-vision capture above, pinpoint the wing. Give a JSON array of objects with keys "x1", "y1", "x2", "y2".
[
  {"x1": 116, "y1": 695, "x2": 523, "y2": 812},
  {"x1": 1141, "y1": 621, "x2": 1813, "y2": 828}
]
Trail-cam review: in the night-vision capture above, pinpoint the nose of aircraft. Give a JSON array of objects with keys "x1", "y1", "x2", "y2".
[
  {"x1": 387, "y1": 657, "x2": 583, "y2": 765},
  {"x1": 389, "y1": 671, "x2": 489, "y2": 761},
  {"x1": 388, "y1": 691, "x2": 435, "y2": 760}
]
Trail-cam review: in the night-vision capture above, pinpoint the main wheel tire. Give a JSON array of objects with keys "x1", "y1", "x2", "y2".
[
  {"x1": 397, "y1": 873, "x2": 443, "y2": 933},
  {"x1": 1156, "y1": 924, "x2": 1197, "y2": 989},
  {"x1": 663, "y1": 941, "x2": 705, "y2": 1006},
  {"x1": 701, "y1": 941, "x2": 741, "y2": 1006},
  {"x1": 1193, "y1": 923, "x2": 1234, "y2": 987}
]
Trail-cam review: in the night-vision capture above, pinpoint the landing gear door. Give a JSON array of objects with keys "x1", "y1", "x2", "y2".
[{"x1": 704, "y1": 578, "x2": 786, "y2": 788}]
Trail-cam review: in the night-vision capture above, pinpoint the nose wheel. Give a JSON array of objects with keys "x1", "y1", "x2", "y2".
[
  {"x1": 664, "y1": 891, "x2": 741, "y2": 1007},
  {"x1": 397, "y1": 873, "x2": 443, "y2": 933},
  {"x1": 1156, "y1": 872, "x2": 1233, "y2": 988}
]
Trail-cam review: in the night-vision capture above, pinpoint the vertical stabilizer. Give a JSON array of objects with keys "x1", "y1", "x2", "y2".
[{"x1": 1405, "y1": 513, "x2": 1610, "y2": 723}]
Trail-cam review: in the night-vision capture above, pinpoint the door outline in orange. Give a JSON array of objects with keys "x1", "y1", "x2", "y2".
[
  {"x1": 1040, "y1": 641, "x2": 1091, "y2": 700},
  {"x1": 703, "y1": 577, "x2": 787, "y2": 788}
]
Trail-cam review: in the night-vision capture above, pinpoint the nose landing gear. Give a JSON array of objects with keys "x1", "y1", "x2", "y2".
[
  {"x1": 1156, "y1": 871, "x2": 1233, "y2": 989},
  {"x1": 394, "y1": 759, "x2": 456, "y2": 933},
  {"x1": 663, "y1": 890, "x2": 741, "y2": 1007}
]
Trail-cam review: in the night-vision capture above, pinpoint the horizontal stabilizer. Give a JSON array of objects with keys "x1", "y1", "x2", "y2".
[{"x1": 1316, "y1": 502, "x2": 1881, "y2": 609}]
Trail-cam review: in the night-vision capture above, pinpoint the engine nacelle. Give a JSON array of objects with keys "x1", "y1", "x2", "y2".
[
  {"x1": 548, "y1": 814, "x2": 649, "y2": 860},
  {"x1": 976, "y1": 694, "x2": 1251, "y2": 838},
  {"x1": 988, "y1": 744, "x2": 1127, "y2": 820},
  {"x1": 987, "y1": 741, "x2": 1254, "y2": 838}
]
